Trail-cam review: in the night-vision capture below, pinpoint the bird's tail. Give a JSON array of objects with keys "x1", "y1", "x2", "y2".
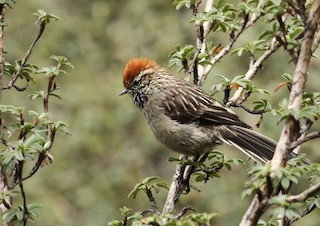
[{"x1": 220, "y1": 125, "x2": 278, "y2": 163}]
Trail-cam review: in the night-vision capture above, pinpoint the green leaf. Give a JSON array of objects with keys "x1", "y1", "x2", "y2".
[
  {"x1": 280, "y1": 177, "x2": 290, "y2": 189},
  {"x1": 43, "y1": 141, "x2": 52, "y2": 150},
  {"x1": 50, "y1": 55, "x2": 74, "y2": 69},
  {"x1": 241, "y1": 188, "x2": 254, "y2": 200},
  {"x1": 120, "y1": 206, "x2": 132, "y2": 216},
  {"x1": 168, "y1": 44, "x2": 195, "y2": 70},
  {"x1": 33, "y1": 9, "x2": 60, "y2": 24},
  {"x1": 28, "y1": 90, "x2": 46, "y2": 100},
  {"x1": 141, "y1": 176, "x2": 160, "y2": 185},
  {"x1": 282, "y1": 73, "x2": 293, "y2": 82},
  {"x1": 172, "y1": 0, "x2": 196, "y2": 10},
  {"x1": 107, "y1": 220, "x2": 124, "y2": 226}
]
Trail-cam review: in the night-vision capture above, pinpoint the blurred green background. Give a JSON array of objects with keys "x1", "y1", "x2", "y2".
[{"x1": 2, "y1": 0, "x2": 320, "y2": 225}]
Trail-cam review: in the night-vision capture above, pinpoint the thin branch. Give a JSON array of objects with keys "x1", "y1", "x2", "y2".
[
  {"x1": 2, "y1": 21, "x2": 46, "y2": 90},
  {"x1": 17, "y1": 162, "x2": 28, "y2": 226},
  {"x1": 286, "y1": 182, "x2": 320, "y2": 203},
  {"x1": 288, "y1": 202, "x2": 317, "y2": 225},
  {"x1": 198, "y1": 1, "x2": 267, "y2": 86},
  {"x1": 199, "y1": 12, "x2": 250, "y2": 86},
  {"x1": 1, "y1": 199, "x2": 10, "y2": 210},
  {"x1": 175, "y1": 206, "x2": 196, "y2": 219},
  {"x1": 141, "y1": 209, "x2": 159, "y2": 216},
  {"x1": 44, "y1": 75, "x2": 55, "y2": 112},
  {"x1": 289, "y1": 130, "x2": 320, "y2": 149},
  {"x1": 312, "y1": 30, "x2": 320, "y2": 53},
  {"x1": 229, "y1": 103, "x2": 269, "y2": 115},
  {"x1": 228, "y1": 37, "x2": 279, "y2": 105},
  {"x1": 145, "y1": 187, "x2": 160, "y2": 215},
  {"x1": 248, "y1": 51, "x2": 255, "y2": 68},
  {"x1": 195, "y1": 0, "x2": 214, "y2": 85},
  {"x1": 12, "y1": 83, "x2": 28, "y2": 92},
  {"x1": 276, "y1": 14, "x2": 299, "y2": 64},
  {"x1": 249, "y1": 0, "x2": 265, "y2": 24},
  {"x1": 9, "y1": 128, "x2": 56, "y2": 189},
  {"x1": 187, "y1": 0, "x2": 209, "y2": 84}
]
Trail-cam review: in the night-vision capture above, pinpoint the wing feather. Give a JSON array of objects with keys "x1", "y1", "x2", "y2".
[{"x1": 162, "y1": 83, "x2": 250, "y2": 128}]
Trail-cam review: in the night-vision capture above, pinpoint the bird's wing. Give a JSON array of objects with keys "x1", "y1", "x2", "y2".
[{"x1": 162, "y1": 84, "x2": 251, "y2": 128}]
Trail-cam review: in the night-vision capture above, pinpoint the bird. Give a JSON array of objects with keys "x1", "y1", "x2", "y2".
[{"x1": 120, "y1": 57, "x2": 280, "y2": 163}]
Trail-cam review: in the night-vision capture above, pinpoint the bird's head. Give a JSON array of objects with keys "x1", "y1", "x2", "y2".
[{"x1": 120, "y1": 58, "x2": 157, "y2": 96}]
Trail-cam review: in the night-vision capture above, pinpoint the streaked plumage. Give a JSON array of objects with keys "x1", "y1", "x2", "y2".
[{"x1": 121, "y1": 58, "x2": 279, "y2": 162}]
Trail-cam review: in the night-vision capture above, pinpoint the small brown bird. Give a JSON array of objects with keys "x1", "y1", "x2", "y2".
[{"x1": 120, "y1": 58, "x2": 278, "y2": 162}]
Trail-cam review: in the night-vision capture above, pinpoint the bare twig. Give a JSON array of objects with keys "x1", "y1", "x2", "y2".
[{"x1": 2, "y1": 21, "x2": 46, "y2": 90}]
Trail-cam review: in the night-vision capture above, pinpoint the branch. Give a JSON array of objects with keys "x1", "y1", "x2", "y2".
[
  {"x1": 272, "y1": 1, "x2": 320, "y2": 168},
  {"x1": 199, "y1": 13, "x2": 249, "y2": 86},
  {"x1": 288, "y1": 199, "x2": 318, "y2": 225},
  {"x1": 312, "y1": 30, "x2": 320, "y2": 53},
  {"x1": 289, "y1": 130, "x2": 320, "y2": 149},
  {"x1": 17, "y1": 162, "x2": 28, "y2": 226},
  {"x1": 240, "y1": 2, "x2": 320, "y2": 226},
  {"x1": 228, "y1": 37, "x2": 279, "y2": 105},
  {"x1": 196, "y1": 1, "x2": 270, "y2": 86},
  {"x1": 286, "y1": 182, "x2": 320, "y2": 203},
  {"x1": 276, "y1": 14, "x2": 299, "y2": 64},
  {"x1": 9, "y1": 127, "x2": 56, "y2": 189},
  {"x1": 187, "y1": 0, "x2": 212, "y2": 84},
  {"x1": 229, "y1": 103, "x2": 269, "y2": 115},
  {"x1": 175, "y1": 206, "x2": 195, "y2": 219},
  {"x1": 0, "y1": 5, "x2": 12, "y2": 225},
  {"x1": 162, "y1": 155, "x2": 189, "y2": 213},
  {"x1": 2, "y1": 21, "x2": 46, "y2": 90},
  {"x1": 239, "y1": 195, "x2": 268, "y2": 226},
  {"x1": 198, "y1": 1, "x2": 268, "y2": 87},
  {"x1": 145, "y1": 187, "x2": 160, "y2": 215}
]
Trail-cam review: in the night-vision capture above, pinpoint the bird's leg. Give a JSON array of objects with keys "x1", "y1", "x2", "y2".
[{"x1": 182, "y1": 153, "x2": 209, "y2": 193}]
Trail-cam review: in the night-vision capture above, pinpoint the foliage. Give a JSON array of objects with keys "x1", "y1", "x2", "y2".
[{"x1": 0, "y1": 4, "x2": 72, "y2": 226}]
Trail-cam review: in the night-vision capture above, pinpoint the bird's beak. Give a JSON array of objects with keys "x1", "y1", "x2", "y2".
[{"x1": 119, "y1": 88, "x2": 129, "y2": 96}]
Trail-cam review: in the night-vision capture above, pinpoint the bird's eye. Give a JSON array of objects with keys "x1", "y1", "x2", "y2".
[{"x1": 132, "y1": 79, "x2": 139, "y2": 86}]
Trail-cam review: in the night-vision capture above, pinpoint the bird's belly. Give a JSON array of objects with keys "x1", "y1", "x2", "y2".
[{"x1": 148, "y1": 119, "x2": 215, "y2": 156}]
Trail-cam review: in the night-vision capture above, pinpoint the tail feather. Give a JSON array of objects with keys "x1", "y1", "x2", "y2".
[{"x1": 221, "y1": 126, "x2": 277, "y2": 163}]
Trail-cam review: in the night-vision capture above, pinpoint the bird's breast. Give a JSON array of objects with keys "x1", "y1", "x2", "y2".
[{"x1": 142, "y1": 104, "x2": 216, "y2": 155}]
